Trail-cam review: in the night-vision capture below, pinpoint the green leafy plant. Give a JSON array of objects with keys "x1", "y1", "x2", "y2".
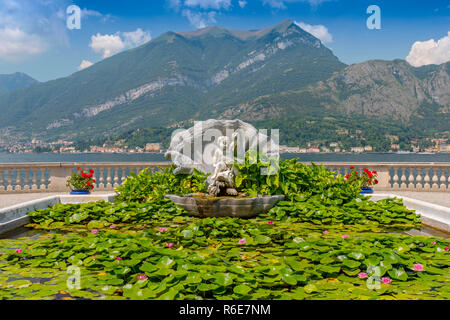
[
  {"x1": 235, "y1": 150, "x2": 361, "y2": 200},
  {"x1": 2, "y1": 217, "x2": 449, "y2": 300},
  {"x1": 115, "y1": 165, "x2": 208, "y2": 202},
  {"x1": 66, "y1": 167, "x2": 95, "y2": 191}
]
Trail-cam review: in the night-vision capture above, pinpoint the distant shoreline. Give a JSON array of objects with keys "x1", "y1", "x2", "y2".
[
  {"x1": 1, "y1": 152, "x2": 449, "y2": 164},
  {"x1": 1, "y1": 151, "x2": 449, "y2": 155}
]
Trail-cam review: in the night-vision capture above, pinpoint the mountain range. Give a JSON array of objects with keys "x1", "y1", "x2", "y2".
[
  {"x1": 0, "y1": 19, "x2": 448, "y2": 144},
  {"x1": 0, "y1": 73, "x2": 37, "y2": 97}
]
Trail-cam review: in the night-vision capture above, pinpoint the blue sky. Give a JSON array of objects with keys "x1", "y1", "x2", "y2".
[{"x1": 0, "y1": 0, "x2": 449, "y2": 82}]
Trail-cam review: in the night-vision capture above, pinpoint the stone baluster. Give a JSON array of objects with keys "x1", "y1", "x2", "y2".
[
  {"x1": 423, "y1": 167, "x2": 431, "y2": 190},
  {"x1": 113, "y1": 168, "x2": 119, "y2": 188},
  {"x1": 106, "y1": 167, "x2": 112, "y2": 189},
  {"x1": 408, "y1": 166, "x2": 415, "y2": 191},
  {"x1": 431, "y1": 168, "x2": 439, "y2": 190},
  {"x1": 400, "y1": 167, "x2": 407, "y2": 190},
  {"x1": 440, "y1": 169, "x2": 447, "y2": 191},
  {"x1": 0, "y1": 169, "x2": 4, "y2": 191},
  {"x1": 415, "y1": 167, "x2": 423, "y2": 190},
  {"x1": 98, "y1": 167, "x2": 105, "y2": 189},
  {"x1": 15, "y1": 168, "x2": 22, "y2": 191},
  {"x1": 6, "y1": 168, "x2": 13, "y2": 191},
  {"x1": 392, "y1": 167, "x2": 399, "y2": 189},
  {"x1": 23, "y1": 168, "x2": 30, "y2": 191},
  {"x1": 41, "y1": 168, "x2": 49, "y2": 190},
  {"x1": 31, "y1": 168, "x2": 38, "y2": 190}
]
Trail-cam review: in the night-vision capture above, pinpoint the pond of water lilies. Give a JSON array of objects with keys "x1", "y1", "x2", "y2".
[{"x1": 0, "y1": 162, "x2": 449, "y2": 300}]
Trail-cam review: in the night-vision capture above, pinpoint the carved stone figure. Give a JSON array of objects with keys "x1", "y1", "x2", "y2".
[
  {"x1": 164, "y1": 119, "x2": 279, "y2": 196},
  {"x1": 208, "y1": 134, "x2": 240, "y2": 196}
]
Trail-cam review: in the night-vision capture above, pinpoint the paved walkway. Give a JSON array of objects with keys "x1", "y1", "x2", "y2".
[
  {"x1": 387, "y1": 191, "x2": 450, "y2": 208},
  {"x1": 0, "y1": 192, "x2": 114, "y2": 209}
]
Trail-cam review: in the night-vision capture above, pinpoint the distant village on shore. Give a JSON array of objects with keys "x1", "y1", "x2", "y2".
[{"x1": 1, "y1": 136, "x2": 449, "y2": 155}]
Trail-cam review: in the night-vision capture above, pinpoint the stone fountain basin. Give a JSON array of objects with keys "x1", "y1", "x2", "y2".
[{"x1": 165, "y1": 194, "x2": 285, "y2": 218}]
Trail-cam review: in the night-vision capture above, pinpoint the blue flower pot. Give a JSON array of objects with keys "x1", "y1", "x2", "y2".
[
  {"x1": 70, "y1": 189, "x2": 91, "y2": 195},
  {"x1": 360, "y1": 187, "x2": 374, "y2": 194}
]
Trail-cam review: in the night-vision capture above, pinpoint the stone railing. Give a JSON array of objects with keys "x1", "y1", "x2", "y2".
[
  {"x1": 0, "y1": 162, "x2": 170, "y2": 194},
  {"x1": 0, "y1": 162, "x2": 449, "y2": 194},
  {"x1": 313, "y1": 162, "x2": 450, "y2": 192}
]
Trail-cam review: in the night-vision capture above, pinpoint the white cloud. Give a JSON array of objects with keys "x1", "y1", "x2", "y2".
[
  {"x1": 0, "y1": 0, "x2": 108, "y2": 61},
  {"x1": 182, "y1": 10, "x2": 217, "y2": 29},
  {"x1": 184, "y1": 0, "x2": 231, "y2": 10},
  {"x1": 81, "y1": 8, "x2": 103, "y2": 18},
  {"x1": 78, "y1": 60, "x2": 94, "y2": 71},
  {"x1": 90, "y1": 29, "x2": 151, "y2": 59},
  {"x1": 0, "y1": 27, "x2": 47, "y2": 61},
  {"x1": 263, "y1": 0, "x2": 331, "y2": 9},
  {"x1": 294, "y1": 21, "x2": 332, "y2": 43},
  {"x1": 238, "y1": 1, "x2": 247, "y2": 8},
  {"x1": 168, "y1": 0, "x2": 228, "y2": 29},
  {"x1": 90, "y1": 33, "x2": 125, "y2": 59},
  {"x1": 122, "y1": 28, "x2": 152, "y2": 48},
  {"x1": 406, "y1": 32, "x2": 450, "y2": 67}
]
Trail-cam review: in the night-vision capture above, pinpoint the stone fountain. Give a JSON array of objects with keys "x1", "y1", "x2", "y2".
[{"x1": 164, "y1": 119, "x2": 284, "y2": 218}]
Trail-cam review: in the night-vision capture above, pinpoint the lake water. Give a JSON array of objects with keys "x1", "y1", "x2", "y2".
[{"x1": 0, "y1": 152, "x2": 449, "y2": 163}]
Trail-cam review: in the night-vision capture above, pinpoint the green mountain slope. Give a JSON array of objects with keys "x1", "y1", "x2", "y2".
[
  {"x1": 0, "y1": 72, "x2": 38, "y2": 96},
  {"x1": 222, "y1": 60, "x2": 450, "y2": 129},
  {"x1": 0, "y1": 20, "x2": 345, "y2": 141}
]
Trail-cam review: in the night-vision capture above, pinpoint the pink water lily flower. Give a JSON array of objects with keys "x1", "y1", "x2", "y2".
[
  {"x1": 267, "y1": 221, "x2": 274, "y2": 225},
  {"x1": 413, "y1": 264, "x2": 424, "y2": 271},
  {"x1": 138, "y1": 275, "x2": 148, "y2": 280},
  {"x1": 15, "y1": 249, "x2": 22, "y2": 254},
  {"x1": 358, "y1": 272, "x2": 368, "y2": 279},
  {"x1": 91, "y1": 229, "x2": 99, "y2": 234},
  {"x1": 115, "y1": 256, "x2": 122, "y2": 261},
  {"x1": 323, "y1": 230, "x2": 329, "y2": 235},
  {"x1": 110, "y1": 225, "x2": 116, "y2": 229},
  {"x1": 431, "y1": 241, "x2": 437, "y2": 245},
  {"x1": 342, "y1": 234, "x2": 349, "y2": 239},
  {"x1": 382, "y1": 277, "x2": 392, "y2": 284},
  {"x1": 445, "y1": 247, "x2": 449, "y2": 252},
  {"x1": 239, "y1": 239, "x2": 246, "y2": 245},
  {"x1": 166, "y1": 243, "x2": 174, "y2": 248},
  {"x1": 159, "y1": 227, "x2": 167, "y2": 233}
]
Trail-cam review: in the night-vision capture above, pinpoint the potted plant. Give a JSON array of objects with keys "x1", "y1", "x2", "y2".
[
  {"x1": 345, "y1": 166, "x2": 378, "y2": 194},
  {"x1": 66, "y1": 167, "x2": 96, "y2": 195}
]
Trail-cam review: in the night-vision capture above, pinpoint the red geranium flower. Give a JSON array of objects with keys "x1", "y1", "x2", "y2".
[
  {"x1": 89, "y1": 169, "x2": 94, "y2": 174},
  {"x1": 76, "y1": 167, "x2": 81, "y2": 171},
  {"x1": 350, "y1": 166, "x2": 355, "y2": 170}
]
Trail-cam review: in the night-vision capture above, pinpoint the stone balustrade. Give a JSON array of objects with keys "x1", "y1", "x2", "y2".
[
  {"x1": 0, "y1": 162, "x2": 170, "y2": 194},
  {"x1": 316, "y1": 162, "x2": 450, "y2": 192},
  {"x1": 0, "y1": 162, "x2": 448, "y2": 194}
]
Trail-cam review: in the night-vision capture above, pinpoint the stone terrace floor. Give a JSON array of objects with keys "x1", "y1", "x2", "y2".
[{"x1": 0, "y1": 192, "x2": 114, "y2": 209}]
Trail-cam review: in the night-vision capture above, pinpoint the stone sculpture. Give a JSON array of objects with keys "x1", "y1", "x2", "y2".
[
  {"x1": 164, "y1": 119, "x2": 284, "y2": 217},
  {"x1": 164, "y1": 119, "x2": 279, "y2": 197}
]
